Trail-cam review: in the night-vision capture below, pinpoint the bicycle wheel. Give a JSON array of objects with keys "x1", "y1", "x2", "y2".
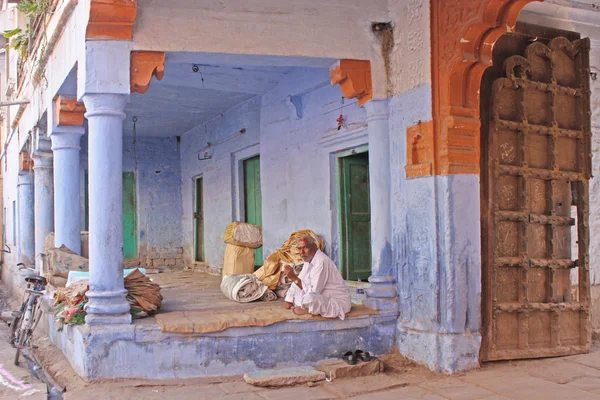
[
  {"x1": 30, "y1": 300, "x2": 43, "y2": 334},
  {"x1": 8, "y1": 301, "x2": 26, "y2": 347},
  {"x1": 14, "y1": 296, "x2": 35, "y2": 366}
]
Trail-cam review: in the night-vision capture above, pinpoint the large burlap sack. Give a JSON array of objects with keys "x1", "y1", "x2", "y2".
[
  {"x1": 223, "y1": 222, "x2": 262, "y2": 249},
  {"x1": 222, "y1": 244, "x2": 255, "y2": 276},
  {"x1": 44, "y1": 245, "x2": 89, "y2": 287},
  {"x1": 80, "y1": 232, "x2": 89, "y2": 259},
  {"x1": 44, "y1": 232, "x2": 90, "y2": 258}
]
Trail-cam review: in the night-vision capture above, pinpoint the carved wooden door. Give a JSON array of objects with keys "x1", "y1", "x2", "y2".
[{"x1": 481, "y1": 37, "x2": 592, "y2": 361}]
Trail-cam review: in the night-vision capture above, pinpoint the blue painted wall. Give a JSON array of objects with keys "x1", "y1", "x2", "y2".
[
  {"x1": 80, "y1": 134, "x2": 184, "y2": 257},
  {"x1": 180, "y1": 96, "x2": 262, "y2": 269}
]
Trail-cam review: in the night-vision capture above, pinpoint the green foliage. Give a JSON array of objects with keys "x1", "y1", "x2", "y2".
[
  {"x1": 4, "y1": 27, "x2": 29, "y2": 59},
  {"x1": 3, "y1": 0, "x2": 49, "y2": 60},
  {"x1": 17, "y1": 0, "x2": 48, "y2": 17}
]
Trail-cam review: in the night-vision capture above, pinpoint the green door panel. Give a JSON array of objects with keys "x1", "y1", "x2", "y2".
[
  {"x1": 122, "y1": 172, "x2": 137, "y2": 259},
  {"x1": 194, "y1": 177, "x2": 204, "y2": 262},
  {"x1": 340, "y1": 153, "x2": 371, "y2": 280},
  {"x1": 243, "y1": 156, "x2": 263, "y2": 266}
]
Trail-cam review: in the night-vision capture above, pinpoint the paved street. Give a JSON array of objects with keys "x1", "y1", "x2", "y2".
[
  {"x1": 35, "y1": 329, "x2": 600, "y2": 400},
  {"x1": 4, "y1": 285, "x2": 600, "y2": 400}
]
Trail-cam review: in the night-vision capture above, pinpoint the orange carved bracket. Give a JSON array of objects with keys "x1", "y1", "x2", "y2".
[
  {"x1": 430, "y1": 0, "x2": 541, "y2": 176},
  {"x1": 55, "y1": 95, "x2": 86, "y2": 126},
  {"x1": 20, "y1": 152, "x2": 32, "y2": 171},
  {"x1": 405, "y1": 120, "x2": 434, "y2": 178},
  {"x1": 330, "y1": 59, "x2": 373, "y2": 107},
  {"x1": 86, "y1": 0, "x2": 137, "y2": 40},
  {"x1": 131, "y1": 51, "x2": 165, "y2": 94}
]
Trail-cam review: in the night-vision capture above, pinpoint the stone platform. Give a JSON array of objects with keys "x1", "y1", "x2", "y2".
[{"x1": 38, "y1": 271, "x2": 397, "y2": 380}]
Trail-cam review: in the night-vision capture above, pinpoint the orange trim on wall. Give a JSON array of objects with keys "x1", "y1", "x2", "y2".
[
  {"x1": 130, "y1": 51, "x2": 165, "y2": 94},
  {"x1": 55, "y1": 95, "x2": 86, "y2": 126},
  {"x1": 405, "y1": 120, "x2": 434, "y2": 178},
  {"x1": 329, "y1": 59, "x2": 373, "y2": 107},
  {"x1": 86, "y1": 0, "x2": 137, "y2": 40},
  {"x1": 429, "y1": 0, "x2": 541, "y2": 176}
]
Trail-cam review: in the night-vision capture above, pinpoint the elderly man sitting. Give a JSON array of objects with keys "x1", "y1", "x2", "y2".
[{"x1": 283, "y1": 236, "x2": 351, "y2": 320}]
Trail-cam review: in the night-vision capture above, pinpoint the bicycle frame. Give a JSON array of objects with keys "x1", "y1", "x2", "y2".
[{"x1": 11, "y1": 267, "x2": 46, "y2": 366}]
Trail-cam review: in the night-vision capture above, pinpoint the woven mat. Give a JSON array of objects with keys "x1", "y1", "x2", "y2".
[{"x1": 155, "y1": 304, "x2": 379, "y2": 334}]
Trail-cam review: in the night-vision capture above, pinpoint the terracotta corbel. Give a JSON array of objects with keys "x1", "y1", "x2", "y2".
[
  {"x1": 329, "y1": 59, "x2": 373, "y2": 106},
  {"x1": 131, "y1": 51, "x2": 165, "y2": 94},
  {"x1": 55, "y1": 95, "x2": 86, "y2": 126}
]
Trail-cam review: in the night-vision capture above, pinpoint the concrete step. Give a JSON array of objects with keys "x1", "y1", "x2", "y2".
[
  {"x1": 244, "y1": 366, "x2": 326, "y2": 387},
  {"x1": 316, "y1": 359, "x2": 384, "y2": 381}
]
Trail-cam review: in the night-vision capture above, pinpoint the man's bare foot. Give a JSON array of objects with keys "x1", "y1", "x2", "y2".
[
  {"x1": 292, "y1": 306, "x2": 309, "y2": 315},
  {"x1": 283, "y1": 302, "x2": 293, "y2": 309}
]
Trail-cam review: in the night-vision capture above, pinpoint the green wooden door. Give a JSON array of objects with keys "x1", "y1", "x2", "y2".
[
  {"x1": 84, "y1": 171, "x2": 138, "y2": 259},
  {"x1": 340, "y1": 153, "x2": 371, "y2": 280},
  {"x1": 243, "y1": 156, "x2": 263, "y2": 266},
  {"x1": 194, "y1": 177, "x2": 204, "y2": 262},
  {"x1": 122, "y1": 172, "x2": 137, "y2": 259}
]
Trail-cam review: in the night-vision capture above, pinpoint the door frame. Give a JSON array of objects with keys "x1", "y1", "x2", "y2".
[
  {"x1": 231, "y1": 143, "x2": 260, "y2": 222},
  {"x1": 334, "y1": 145, "x2": 369, "y2": 279},
  {"x1": 193, "y1": 174, "x2": 205, "y2": 263}
]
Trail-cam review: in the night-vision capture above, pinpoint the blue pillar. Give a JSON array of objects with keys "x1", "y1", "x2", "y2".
[
  {"x1": 17, "y1": 172, "x2": 34, "y2": 265},
  {"x1": 363, "y1": 99, "x2": 398, "y2": 311},
  {"x1": 80, "y1": 41, "x2": 132, "y2": 325},
  {"x1": 32, "y1": 137, "x2": 54, "y2": 271},
  {"x1": 50, "y1": 126, "x2": 83, "y2": 254}
]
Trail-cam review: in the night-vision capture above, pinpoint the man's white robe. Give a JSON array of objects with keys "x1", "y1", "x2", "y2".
[{"x1": 285, "y1": 249, "x2": 351, "y2": 320}]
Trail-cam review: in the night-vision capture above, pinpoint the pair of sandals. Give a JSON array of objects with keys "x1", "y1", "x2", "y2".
[{"x1": 342, "y1": 349, "x2": 374, "y2": 365}]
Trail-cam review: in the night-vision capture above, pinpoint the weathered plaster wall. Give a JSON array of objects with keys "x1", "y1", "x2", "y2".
[
  {"x1": 388, "y1": 82, "x2": 482, "y2": 373},
  {"x1": 386, "y1": 0, "x2": 481, "y2": 373},
  {"x1": 387, "y1": 0, "x2": 432, "y2": 96},
  {"x1": 259, "y1": 68, "x2": 367, "y2": 262},
  {"x1": 123, "y1": 136, "x2": 184, "y2": 257},
  {"x1": 80, "y1": 134, "x2": 184, "y2": 264},
  {"x1": 180, "y1": 96, "x2": 261, "y2": 270},
  {"x1": 133, "y1": 0, "x2": 388, "y2": 98},
  {"x1": 0, "y1": 128, "x2": 25, "y2": 295}
]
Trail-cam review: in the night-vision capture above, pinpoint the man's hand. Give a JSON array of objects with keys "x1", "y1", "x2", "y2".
[
  {"x1": 283, "y1": 264, "x2": 297, "y2": 280},
  {"x1": 283, "y1": 301, "x2": 294, "y2": 309}
]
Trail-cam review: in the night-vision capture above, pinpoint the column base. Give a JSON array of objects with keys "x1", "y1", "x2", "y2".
[
  {"x1": 85, "y1": 313, "x2": 132, "y2": 326},
  {"x1": 396, "y1": 321, "x2": 481, "y2": 374},
  {"x1": 85, "y1": 289, "x2": 132, "y2": 326},
  {"x1": 364, "y1": 275, "x2": 398, "y2": 311}
]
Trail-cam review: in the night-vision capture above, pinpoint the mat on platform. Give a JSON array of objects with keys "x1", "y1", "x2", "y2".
[{"x1": 155, "y1": 304, "x2": 379, "y2": 334}]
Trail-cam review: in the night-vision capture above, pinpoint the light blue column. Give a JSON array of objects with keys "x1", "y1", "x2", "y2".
[
  {"x1": 17, "y1": 172, "x2": 34, "y2": 265},
  {"x1": 363, "y1": 99, "x2": 398, "y2": 311},
  {"x1": 83, "y1": 93, "x2": 131, "y2": 325},
  {"x1": 78, "y1": 40, "x2": 132, "y2": 326},
  {"x1": 50, "y1": 126, "x2": 83, "y2": 254},
  {"x1": 32, "y1": 138, "x2": 54, "y2": 271}
]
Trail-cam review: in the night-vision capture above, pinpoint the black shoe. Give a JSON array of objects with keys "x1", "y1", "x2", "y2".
[
  {"x1": 354, "y1": 349, "x2": 374, "y2": 362},
  {"x1": 342, "y1": 351, "x2": 357, "y2": 365}
]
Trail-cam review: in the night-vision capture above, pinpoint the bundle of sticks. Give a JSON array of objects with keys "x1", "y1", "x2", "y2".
[{"x1": 124, "y1": 269, "x2": 163, "y2": 318}]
